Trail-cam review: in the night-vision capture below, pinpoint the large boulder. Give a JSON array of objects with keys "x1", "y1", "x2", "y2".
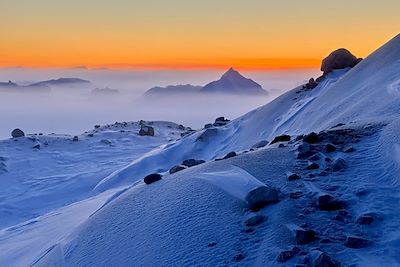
[
  {"x1": 321, "y1": 48, "x2": 362, "y2": 74},
  {"x1": 182, "y1": 159, "x2": 205, "y2": 167},
  {"x1": 270, "y1": 134, "x2": 291, "y2": 145},
  {"x1": 11, "y1": 128, "x2": 25, "y2": 138},
  {"x1": 139, "y1": 125, "x2": 155, "y2": 136},
  {"x1": 245, "y1": 186, "x2": 280, "y2": 210},
  {"x1": 144, "y1": 173, "x2": 162, "y2": 184},
  {"x1": 169, "y1": 165, "x2": 187, "y2": 174}
]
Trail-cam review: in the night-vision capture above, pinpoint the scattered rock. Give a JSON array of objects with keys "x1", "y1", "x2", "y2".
[
  {"x1": 223, "y1": 151, "x2": 237, "y2": 159},
  {"x1": 290, "y1": 191, "x2": 303, "y2": 199},
  {"x1": 356, "y1": 212, "x2": 382, "y2": 225},
  {"x1": 143, "y1": 173, "x2": 162, "y2": 184},
  {"x1": 307, "y1": 162, "x2": 320, "y2": 170},
  {"x1": 139, "y1": 125, "x2": 155, "y2": 136},
  {"x1": 11, "y1": 128, "x2": 25, "y2": 138},
  {"x1": 197, "y1": 128, "x2": 218, "y2": 142},
  {"x1": 317, "y1": 194, "x2": 344, "y2": 211},
  {"x1": 177, "y1": 124, "x2": 185, "y2": 131},
  {"x1": 297, "y1": 144, "x2": 319, "y2": 159},
  {"x1": 233, "y1": 253, "x2": 245, "y2": 262},
  {"x1": 278, "y1": 144, "x2": 285, "y2": 148},
  {"x1": 244, "y1": 215, "x2": 266, "y2": 227},
  {"x1": 276, "y1": 250, "x2": 296, "y2": 263},
  {"x1": 303, "y1": 132, "x2": 319, "y2": 144},
  {"x1": 345, "y1": 236, "x2": 372, "y2": 248},
  {"x1": 94, "y1": 125, "x2": 101, "y2": 128},
  {"x1": 270, "y1": 134, "x2": 291, "y2": 144},
  {"x1": 321, "y1": 48, "x2": 361, "y2": 75},
  {"x1": 343, "y1": 146, "x2": 354, "y2": 153},
  {"x1": 100, "y1": 139, "x2": 112, "y2": 145},
  {"x1": 324, "y1": 144, "x2": 336, "y2": 153},
  {"x1": 288, "y1": 173, "x2": 301, "y2": 181},
  {"x1": 207, "y1": 242, "x2": 217, "y2": 247},
  {"x1": 182, "y1": 159, "x2": 205, "y2": 167},
  {"x1": 87, "y1": 133, "x2": 94, "y2": 137},
  {"x1": 332, "y1": 158, "x2": 346, "y2": 172},
  {"x1": 296, "y1": 228, "x2": 317, "y2": 244},
  {"x1": 32, "y1": 144, "x2": 41, "y2": 149},
  {"x1": 204, "y1": 123, "x2": 213, "y2": 129},
  {"x1": 252, "y1": 140, "x2": 269, "y2": 149},
  {"x1": 313, "y1": 251, "x2": 339, "y2": 267},
  {"x1": 213, "y1": 117, "x2": 230, "y2": 127},
  {"x1": 72, "y1": 136, "x2": 79, "y2": 142},
  {"x1": 169, "y1": 165, "x2": 187, "y2": 174},
  {"x1": 245, "y1": 186, "x2": 280, "y2": 210},
  {"x1": 303, "y1": 78, "x2": 319, "y2": 90}
]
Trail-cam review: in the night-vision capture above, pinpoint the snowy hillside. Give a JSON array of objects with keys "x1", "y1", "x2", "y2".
[{"x1": 0, "y1": 34, "x2": 399, "y2": 267}]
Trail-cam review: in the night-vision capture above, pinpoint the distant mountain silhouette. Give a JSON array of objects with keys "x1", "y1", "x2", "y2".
[
  {"x1": 201, "y1": 68, "x2": 267, "y2": 95},
  {"x1": 30, "y1": 78, "x2": 90, "y2": 87},
  {"x1": 91, "y1": 87, "x2": 119, "y2": 95},
  {"x1": 143, "y1": 68, "x2": 267, "y2": 96},
  {"x1": 145, "y1": 84, "x2": 202, "y2": 96},
  {"x1": 0, "y1": 80, "x2": 50, "y2": 93}
]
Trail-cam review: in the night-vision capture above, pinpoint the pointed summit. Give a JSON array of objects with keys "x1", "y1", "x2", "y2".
[{"x1": 202, "y1": 68, "x2": 267, "y2": 95}]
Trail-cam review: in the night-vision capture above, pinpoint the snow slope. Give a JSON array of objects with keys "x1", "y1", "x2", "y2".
[{"x1": 1, "y1": 34, "x2": 399, "y2": 266}]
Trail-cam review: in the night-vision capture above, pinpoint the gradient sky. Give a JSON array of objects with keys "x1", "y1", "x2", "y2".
[{"x1": 1, "y1": 0, "x2": 399, "y2": 69}]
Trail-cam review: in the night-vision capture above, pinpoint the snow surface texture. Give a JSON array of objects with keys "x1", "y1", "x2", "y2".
[{"x1": 0, "y1": 34, "x2": 399, "y2": 266}]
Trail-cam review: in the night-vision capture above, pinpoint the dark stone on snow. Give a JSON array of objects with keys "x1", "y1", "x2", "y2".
[
  {"x1": 169, "y1": 165, "x2": 187, "y2": 174},
  {"x1": 207, "y1": 241, "x2": 217, "y2": 247},
  {"x1": 296, "y1": 228, "x2": 317, "y2": 244},
  {"x1": 72, "y1": 136, "x2": 79, "y2": 142},
  {"x1": 321, "y1": 48, "x2": 361, "y2": 74},
  {"x1": 314, "y1": 252, "x2": 339, "y2": 267},
  {"x1": 94, "y1": 125, "x2": 101, "y2": 128},
  {"x1": 197, "y1": 128, "x2": 218, "y2": 142},
  {"x1": 182, "y1": 159, "x2": 205, "y2": 167},
  {"x1": 270, "y1": 134, "x2": 291, "y2": 144},
  {"x1": 295, "y1": 135, "x2": 304, "y2": 141},
  {"x1": 297, "y1": 144, "x2": 319, "y2": 159},
  {"x1": 252, "y1": 140, "x2": 269, "y2": 149},
  {"x1": 33, "y1": 144, "x2": 41, "y2": 149},
  {"x1": 204, "y1": 123, "x2": 213, "y2": 129},
  {"x1": 345, "y1": 236, "x2": 372, "y2": 248},
  {"x1": 143, "y1": 173, "x2": 162, "y2": 184},
  {"x1": 290, "y1": 191, "x2": 303, "y2": 199},
  {"x1": 276, "y1": 250, "x2": 296, "y2": 263},
  {"x1": 223, "y1": 151, "x2": 237, "y2": 159},
  {"x1": 139, "y1": 125, "x2": 155, "y2": 136},
  {"x1": 307, "y1": 162, "x2": 320, "y2": 170},
  {"x1": 318, "y1": 194, "x2": 344, "y2": 211},
  {"x1": 177, "y1": 124, "x2": 185, "y2": 131},
  {"x1": 356, "y1": 212, "x2": 382, "y2": 225},
  {"x1": 245, "y1": 186, "x2": 280, "y2": 210},
  {"x1": 233, "y1": 253, "x2": 245, "y2": 262},
  {"x1": 324, "y1": 144, "x2": 337, "y2": 153},
  {"x1": 332, "y1": 158, "x2": 346, "y2": 172},
  {"x1": 303, "y1": 78, "x2": 319, "y2": 90},
  {"x1": 288, "y1": 173, "x2": 301, "y2": 181},
  {"x1": 303, "y1": 132, "x2": 319, "y2": 144},
  {"x1": 11, "y1": 128, "x2": 25, "y2": 138},
  {"x1": 343, "y1": 146, "x2": 354, "y2": 153},
  {"x1": 244, "y1": 215, "x2": 266, "y2": 227}
]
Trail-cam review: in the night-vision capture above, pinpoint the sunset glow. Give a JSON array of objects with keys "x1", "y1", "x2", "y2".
[{"x1": 1, "y1": 0, "x2": 399, "y2": 70}]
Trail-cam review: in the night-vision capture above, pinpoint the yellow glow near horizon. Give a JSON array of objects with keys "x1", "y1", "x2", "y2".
[{"x1": 0, "y1": 0, "x2": 399, "y2": 70}]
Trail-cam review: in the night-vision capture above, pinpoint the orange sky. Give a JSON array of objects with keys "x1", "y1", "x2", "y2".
[{"x1": 1, "y1": 0, "x2": 399, "y2": 70}]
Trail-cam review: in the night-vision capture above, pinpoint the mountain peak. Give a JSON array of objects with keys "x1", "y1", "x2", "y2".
[{"x1": 222, "y1": 67, "x2": 241, "y2": 79}]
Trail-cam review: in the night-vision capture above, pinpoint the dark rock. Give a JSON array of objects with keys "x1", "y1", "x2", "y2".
[
  {"x1": 270, "y1": 134, "x2": 291, "y2": 144},
  {"x1": 207, "y1": 242, "x2": 217, "y2": 247},
  {"x1": 332, "y1": 158, "x2": 346, "y2": 172},
  {"x1": 288, "y1": 173, "x2": 301, "y2": 181},
  {"x1": 307, "y1": 162, "x2": 320, "y2": 170},
  {"x1": 303, "y1": 78, "x2": 319, "y2": 90},
  {"x1": 100, "y1": 139, "x2": 112, "y2": 145},
  {"x1": 297, "y1": 144, "x2": 319, "y2": 159},
  {"x1": 295, "y1": 135, "x2": 304, "y2": 141},
  {"x1": 233, "y1": 253, "x2": 245, "y2": 262},
  {"x1": 303, "y1": 132, "x2": 319, "y2": 144},
  {"x1": 318, "y1": 194, "x2": 344, "y2": 211},
  {"x1": 197, "y1": 128, "x2": 218, "y2": 142},
  {"x1": 290, "y1": 191, "x2": 303, "y2": 199},
  {"x1": 321, "y1": 48, "x2": 361, "y2": 74},
  {"x1": 245, "y1": 186, "x2": 280, "y2": 210},
  {"x1": 204, "y1": 123, "x2": 213, "y2": 129},
  {"x1": 278, "y1": 143, "x2": 285, "y2": 148},
  {"x1": 143, "y1": 173, "x2": 162, "y2": 184},
  {"x1": 169, "y1": 165, "x2": 187, "y2": 174},
  {"x1": 276, "y1": 250, "x2": 296, "y2": 263},
  {"x1": 314, "y1": 252, "x2": 339, "y2": 267},
  {"x1": 223, "y1": 151, "x2": 237, "y2": 159},
  {"x1": 72, "y1": 136, "x2": 79, "y2": 142},
  {"x1": 182, "y1": 159, "x2": 205, "y2": 167},
  {"x1": 87, "y1": 133, "x2": 94, "y2": 137},
  {"x1": 252, "y1": 140, "x2": 269, "y2": 149},
  {"x1": 244, "y1": 215, "x2": 266, "y2": 227},
  {"x1": 94, "y1": 125, "x2": 101, "y2": 128},
  {"x1": 324, "y1": 144, "x2": 337, "y2": 153},
  {"x1": 177, "y1": 124, "x2": 185, "y2": 131},
  {"x1": 11, "y1": 128, "x2": 25, "y2": 138},
  {"x1": 309, "y1": 154, "x2": 321, "y2": 161},
  {"x1": 356, "y1": 212, "x2": 382, "y2": 225},
  {"x1": 296, "y1": 228, "x2": 317, "y2": 244},
  {"x1": 139, "y1": 125, "x2": 155, "y2": 136},
  {"x1": 343, "y1": 146, "x2": 354, "y2": 153},
  {"x1": 33, "y1": 144, "x2": 41, "y2": 149},
  {"x1": 345, "y1": 236, "x2": 372, "y2": 248}
]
